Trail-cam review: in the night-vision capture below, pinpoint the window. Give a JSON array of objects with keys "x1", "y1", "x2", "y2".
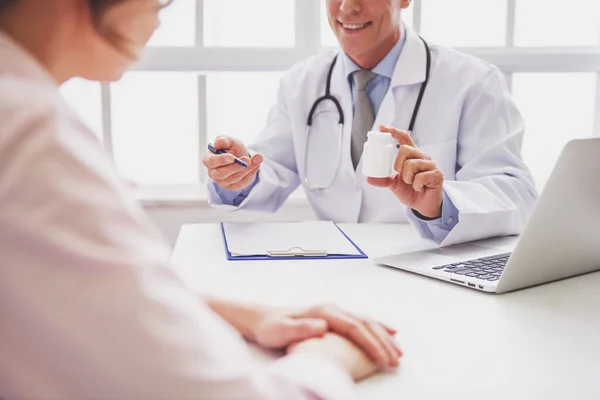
[
  {"x1": 111, "y1": 72, "x2": 199, "y2": 185},
  {"x1": 513, "y1": 73, "x2": 597, "y2": 186},
  {"x1": 514, "y1": 0, "x2": 600, "y2": 47},
  {"x1": 204, "y1": 0, "x2": 295, "y2": 48},
  {"x1": 147, "y1": 0, "x2": 196, "y2": 47},
  {"x1": 59, "y1": 0, "x2": 600, "y2": 201},
  {"x1": 206, "y1": 72, "x2": 283, "y2": 145},
  {"x1": 59, "y1": 78, "x2": 103, "y2": 139},
  {"x1": 420, "y1": 0, "x2": 507, "y2": 47}
]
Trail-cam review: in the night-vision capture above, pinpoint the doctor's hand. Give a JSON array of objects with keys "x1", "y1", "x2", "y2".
[
  {"x1": 203, "y1": 135, "x2": 263, "y2": 191},
  {"x1": 288, "y1": 333, "x2": 379, "y2": 381},
  {"x1": 251, "y1": 304, "x2": 402, "y2": 369},
  {"x1": 368, "y1": 125, "x2": 444, "y2": 219}
]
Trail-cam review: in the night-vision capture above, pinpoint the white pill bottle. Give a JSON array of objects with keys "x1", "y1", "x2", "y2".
[{"x1": 362, "y1": 130, "x2": 396, "y2": 178}]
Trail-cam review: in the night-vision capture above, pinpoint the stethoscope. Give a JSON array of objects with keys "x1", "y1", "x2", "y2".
[{"x1": 304, "y1": 36, "x2": 432, "y2": 191}]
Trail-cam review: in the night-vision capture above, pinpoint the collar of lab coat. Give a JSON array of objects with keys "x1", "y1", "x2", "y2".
[
  {"x1": 0, "y1": 30, "x2": 56, "y2": 86},
  {"x1": 390, "y1": 26, "x2": 428, "y2": 88},
  {"x1": 326, "y1": 24, "x2": 428, "y2": 116}
]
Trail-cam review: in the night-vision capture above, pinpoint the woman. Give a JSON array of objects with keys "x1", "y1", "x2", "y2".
[{"x1": 0, "y1": 0, "x2": 401, "y2": 398}]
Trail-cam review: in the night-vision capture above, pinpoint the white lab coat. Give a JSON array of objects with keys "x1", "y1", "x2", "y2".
[{"x1": 209, "y1": 27, "x2": 538, "y2": 247}]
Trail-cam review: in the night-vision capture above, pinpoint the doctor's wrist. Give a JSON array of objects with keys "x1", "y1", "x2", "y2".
[
  {"x1": 412, "y1": 208, "x2": 440, "y2": 221},
  {"x1": 411, "y1": 201, "x2": 443, "y2": 220}
]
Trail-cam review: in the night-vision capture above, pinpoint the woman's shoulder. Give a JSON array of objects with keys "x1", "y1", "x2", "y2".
[
  {"x1": 0, "y1": 77, "x2": 95, "y2": 150},
  {"x1": 0, "y1": 76, "x2": 101, "y2": 184},
  {"x1": 0, "y1": 77, "x2": 67, "y2": 138}
]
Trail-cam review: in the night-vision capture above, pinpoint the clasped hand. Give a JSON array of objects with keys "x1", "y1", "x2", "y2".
[{"x1": 249, "y1": 303, "x2": 402, "y2": 380}]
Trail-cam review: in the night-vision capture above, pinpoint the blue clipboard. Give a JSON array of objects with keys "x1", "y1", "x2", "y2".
[{"x1": 220, "y1": 222, "x2": 368, "y2": 261}]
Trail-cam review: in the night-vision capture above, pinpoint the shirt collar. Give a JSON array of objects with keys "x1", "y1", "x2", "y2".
[
  {"x1": 342, "y1": 23, "x2": 407, "y2": 82},
  {"x1": 0, "y1": 30, "x2": 56, "y2": 86}
]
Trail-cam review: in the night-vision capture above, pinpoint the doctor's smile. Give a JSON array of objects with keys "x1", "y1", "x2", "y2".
[{"x1": 337, "y1": 20, "x2": 373, "y2": 33}]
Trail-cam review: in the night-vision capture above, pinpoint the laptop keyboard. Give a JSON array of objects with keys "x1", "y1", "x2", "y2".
[{"x1": 432, "y1": 252, "x2": 512, "y2": 281}]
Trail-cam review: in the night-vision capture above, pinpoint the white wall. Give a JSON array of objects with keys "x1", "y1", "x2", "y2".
[{"x1": 145, "y1": 203, "x2": 316, "y2": 246}]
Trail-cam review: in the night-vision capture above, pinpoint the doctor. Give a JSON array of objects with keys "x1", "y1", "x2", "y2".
[{"x1": 204, "y1": 0, "x2": 538, "y2": 246}]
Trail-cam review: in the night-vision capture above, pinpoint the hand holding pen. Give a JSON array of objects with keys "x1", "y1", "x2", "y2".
[{"x1": 203, "y1": 136, "x2": 263, "y2": 191}]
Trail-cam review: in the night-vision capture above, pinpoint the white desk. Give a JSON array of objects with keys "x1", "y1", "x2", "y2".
[{"x1": 171, "y1": 223, "x2": 600, "y2": 400}]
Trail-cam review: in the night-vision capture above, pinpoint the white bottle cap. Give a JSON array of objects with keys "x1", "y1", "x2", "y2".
[{"x1": 367, "y1": 131, "x2": 392, "y2": 141}]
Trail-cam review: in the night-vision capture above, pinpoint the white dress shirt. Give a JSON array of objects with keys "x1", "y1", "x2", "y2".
[{"x1": 0, "y1": 31, "x2": 355, "y2": 400}]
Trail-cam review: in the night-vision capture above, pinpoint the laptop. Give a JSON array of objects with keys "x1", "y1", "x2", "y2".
[{"x1": 374, "y1": 138, "x2": 600, "y2": 294}]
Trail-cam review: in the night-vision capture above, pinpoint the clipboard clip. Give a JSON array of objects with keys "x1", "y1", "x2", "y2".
[{"x1": 267, "y1": 246, "x2": 328, "y2": 257}]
